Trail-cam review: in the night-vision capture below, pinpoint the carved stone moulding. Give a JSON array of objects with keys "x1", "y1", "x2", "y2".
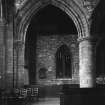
[
  {"x1": 82, "y1": 0, "x2": 100, "y2": 18},
  {"x1": 83, "y1": 0, "x2": 100, "y2": 11},
  {"x1": 15, "y1": 0, "x2": 28, "y2": 10}
]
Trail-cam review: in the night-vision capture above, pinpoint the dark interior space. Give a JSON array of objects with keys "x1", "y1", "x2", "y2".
[
  {"x1": 98, "y1": 17, "x2": 105, "y2": 35},
  {"x1": 25, "y1": 4, "x2": 77, "y2": 85},
  {"x1": 96, "y1": 39, "x2": 105, "y2": 77},
  {"x1": 91, "y1": 0, "x2": 105, "y2": 36},
  {"x1": 28, "y1": 5, "x2": 77, "y2": 35}
]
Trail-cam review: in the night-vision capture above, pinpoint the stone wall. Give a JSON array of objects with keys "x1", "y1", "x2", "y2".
[{"x1": 36, "y1": 34, "x2": 79, "y2": 85}]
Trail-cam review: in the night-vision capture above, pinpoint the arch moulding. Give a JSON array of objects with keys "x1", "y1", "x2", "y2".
[
  {"x1": 15, "y1": 0, "x2": 89, "y2": 42},
  {"x1": 14, "y1": 0, "x2": 89, "y2": 87}
]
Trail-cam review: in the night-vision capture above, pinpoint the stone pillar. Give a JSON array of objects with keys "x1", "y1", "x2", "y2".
[
  {"x1": 17, "y1": 41, "x2": 25, "y2": 87},
  {"x1": 0, "y1": 0, "x2": 7, "y2": 88},
  {"x1": 0, "y1": 21, "x2": 6, "y2": 89},
  {"x1": 79, "y1": 37, "x2": 96, "y2": 88},
  {"x1": 14, "y1": 40, "x2": 25, "y2": 88}
]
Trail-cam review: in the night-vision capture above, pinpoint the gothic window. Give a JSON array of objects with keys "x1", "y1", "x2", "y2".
[{"x1": 56, "y1": 44, "x2": 72, "y2": 78}]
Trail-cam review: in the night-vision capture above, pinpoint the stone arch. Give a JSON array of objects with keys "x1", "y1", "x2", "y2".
[
  {"x1": 14, "y1": 0, "x2": 89, "y2": 87},
  {"x1": 56, "y1": 44, "x2": 72, "y2": 78},
  {"x1": 15, "y1": 0, "x2": 89, "y2": 41}
]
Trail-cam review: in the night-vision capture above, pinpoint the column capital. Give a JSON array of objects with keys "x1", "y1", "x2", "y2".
[
  {"x1": 77, "y1": 36, "x2": 98, "y2": 45},
  {"x1": 14, "y1": 40, "x2": 25, "y2": 50}
]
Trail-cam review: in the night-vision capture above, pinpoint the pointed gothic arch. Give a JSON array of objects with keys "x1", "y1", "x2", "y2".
[
  {"x1": 15, "y1": 0, "x2": 89, "y2": 41},
  {"x1": 56, "y1": 44, "x2": 72, "y2": 78},
  {"x1": 14, "y1": 0, "x2": 89, "y2": 87}
]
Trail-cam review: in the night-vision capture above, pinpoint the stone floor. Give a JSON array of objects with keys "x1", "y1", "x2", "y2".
[{"x1": 31, "y1": 98, "x2": 60, "y2": 105}]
